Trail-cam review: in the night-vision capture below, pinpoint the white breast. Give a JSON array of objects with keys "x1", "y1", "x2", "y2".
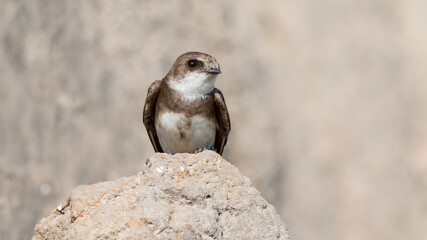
[{"x1": 156, "y1": 111, "x2": 216, "y2": 154}]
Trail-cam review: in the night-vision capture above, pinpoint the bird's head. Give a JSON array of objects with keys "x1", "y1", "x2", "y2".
[{"x1": 166, "y1": 52, "x2": 221, "y2": 100}]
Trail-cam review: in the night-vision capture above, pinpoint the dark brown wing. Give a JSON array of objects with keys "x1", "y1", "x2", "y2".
[
  {"x1": 213, "y1": 88, "x2": 231, "y2": 155},
  {"x1": 142, "y1": 80, "x2": 163, "y2": 152}
]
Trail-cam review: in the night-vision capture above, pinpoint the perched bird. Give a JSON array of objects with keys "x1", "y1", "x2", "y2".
[{"x1": 143, "y1": 52, "x2": 231, "y2": 155}]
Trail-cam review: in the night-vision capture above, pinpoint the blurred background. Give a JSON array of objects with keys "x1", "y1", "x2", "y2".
[{"x1": 1, "y1": 0, "x2": 427, "y2": 239}]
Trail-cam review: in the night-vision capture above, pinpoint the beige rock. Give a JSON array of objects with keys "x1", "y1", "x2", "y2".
[{"x1": 33, "y1": 151, "x2": 290, "y2": 240}]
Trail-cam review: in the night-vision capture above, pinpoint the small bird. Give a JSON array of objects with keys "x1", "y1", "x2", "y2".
[{"x1": 143, "y1": 52, "x2": 231, "y2": 155}]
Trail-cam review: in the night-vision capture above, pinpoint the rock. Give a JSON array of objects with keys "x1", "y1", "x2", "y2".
[{"x1": 33, "y1": 151, "x2": 290, "y2": 240}]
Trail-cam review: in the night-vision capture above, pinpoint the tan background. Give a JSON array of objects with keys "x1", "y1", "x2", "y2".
[{"x1": 1, "y1": 0, "x2": 427, "y2": 239}]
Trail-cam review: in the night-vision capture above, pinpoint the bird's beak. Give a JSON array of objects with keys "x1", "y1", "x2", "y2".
[{"x1": 205, "y1": 68, "x2": 222, "y2": 75}]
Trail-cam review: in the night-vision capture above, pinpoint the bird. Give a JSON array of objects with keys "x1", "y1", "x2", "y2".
[{"x1": 142, "y1": 52, "x2": 231, "y2": 155}]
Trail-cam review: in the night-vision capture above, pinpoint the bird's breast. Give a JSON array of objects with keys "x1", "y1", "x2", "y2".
[{"x1": 155, "y1": 111, "x2": 216, "y2": 154}]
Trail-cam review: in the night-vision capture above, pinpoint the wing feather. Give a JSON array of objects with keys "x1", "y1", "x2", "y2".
[
  {"x1": 213, "y1": 88, "x2": 231, "y2": 155},
  {"x1": 142, "y1": 80, "x2": 163, "y2": 152}
]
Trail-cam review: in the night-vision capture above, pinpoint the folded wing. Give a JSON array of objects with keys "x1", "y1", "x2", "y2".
[
  {"x1": 142, "y1": 80, "x2": 163, "y2": 152},
  {"x1": 213, "y1": 88, "x2": 231, "y2": 155}
]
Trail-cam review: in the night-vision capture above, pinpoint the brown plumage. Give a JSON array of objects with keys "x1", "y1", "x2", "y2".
[{"x1": 142, "y1": 52, "x2": 231, "y2": 155}]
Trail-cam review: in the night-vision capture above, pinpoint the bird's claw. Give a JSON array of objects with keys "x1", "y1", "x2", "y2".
[
  {"x1": 194, "y1": 147, "x2": 206, "y2": 154},
  {"x1": 145, "y1": 158, "x2": 152, "y2": 168},
  {"x1": 194, "y1": 146, "x2": 216, "y2": 154}
]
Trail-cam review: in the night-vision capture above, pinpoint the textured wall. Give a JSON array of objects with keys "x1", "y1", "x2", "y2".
[{"x1": 1, "y1": 0, "x2": 427, "y2": 240}]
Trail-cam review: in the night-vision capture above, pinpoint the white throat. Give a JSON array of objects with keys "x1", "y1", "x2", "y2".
[{"x1": 168, "y1": 72, "x2": 217, "y2": 101}]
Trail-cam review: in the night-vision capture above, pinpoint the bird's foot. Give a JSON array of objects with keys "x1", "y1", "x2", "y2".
[
  {"x1": 194, "y1": 147, "x2": 207, "y2": 154},
  {"x1": 194, "y1": 146, "x2": 217, "y2": 154},
  {"x1": 145, "y1": 158, "x2": 152, "y2": 168}
]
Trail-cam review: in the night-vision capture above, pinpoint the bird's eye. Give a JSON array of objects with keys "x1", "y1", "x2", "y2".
[{"x1": 187, "y1": 60, "x2": 197, "y2": 68}]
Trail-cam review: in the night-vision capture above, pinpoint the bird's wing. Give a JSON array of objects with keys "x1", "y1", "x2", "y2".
[
  {"x1": 142, "y1": 80, "x2": 163, "y2": 152},
  {"x1": 213, "y1": 88, "x2": 231, "y2": 155}
]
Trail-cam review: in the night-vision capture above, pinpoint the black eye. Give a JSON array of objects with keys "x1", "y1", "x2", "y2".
[{"x1": 187, "y1": 60, "x2": 197, "y2": 68}]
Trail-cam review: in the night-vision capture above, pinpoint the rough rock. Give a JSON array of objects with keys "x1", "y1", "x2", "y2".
[{"x1": 33, "y1": 151, "x2": 290, "y2": 240}]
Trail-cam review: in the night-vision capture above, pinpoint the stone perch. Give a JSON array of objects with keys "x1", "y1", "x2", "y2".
[{"x1": 33, "y1": 151, "x2": 290, "y2": 240}]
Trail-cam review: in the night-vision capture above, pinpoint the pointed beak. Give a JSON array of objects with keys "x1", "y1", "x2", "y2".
[{"x1": 205, "y1": 68, "x2": 222, "y2": 75}]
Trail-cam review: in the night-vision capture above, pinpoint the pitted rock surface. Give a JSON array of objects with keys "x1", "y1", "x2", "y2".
[{"x1": 33, "y1": 151, "x2": 290, "y2": 240}]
